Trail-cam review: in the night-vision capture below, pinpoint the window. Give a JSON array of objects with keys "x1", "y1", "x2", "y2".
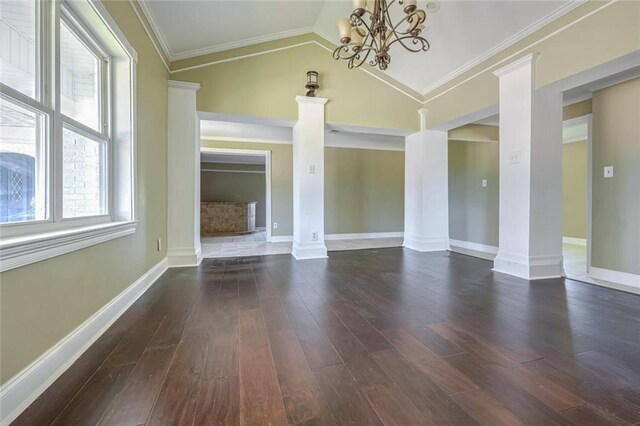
[{"x1": 0, "y1": 0, "x2": 137, "y2": 271}]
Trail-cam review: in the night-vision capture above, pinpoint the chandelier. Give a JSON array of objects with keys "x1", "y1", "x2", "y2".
[{"x1": 333, "y1": 0, "x2": 430, "y2": 70}]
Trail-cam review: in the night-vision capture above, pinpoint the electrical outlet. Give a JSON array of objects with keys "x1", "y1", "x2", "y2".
[
  {"x1": 273, "y1": 222, "x2": 278, "y2": 229},
  {"x1": 508, "y1": 150, "x2": 521, "y2": 165},
  {"x1": 604, "y1": 166, "x2": 614, "y2": 178},
  {"x1": 482, "y1": 179, "x2": 487, "y2": 188},
  {"x1": 309, "y1": 164, "x2": 316, "y2": 175},
  {"x1": 157, "y1": 238, "x2": 162, "y2": 252},
  {"x1": 311, "y1": 231, "x2": 319, "y2": 241}
]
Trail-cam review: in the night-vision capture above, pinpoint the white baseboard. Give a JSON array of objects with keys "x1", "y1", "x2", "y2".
[
  {"x1": 292, "y1": 241, "x2": 328, "y2": 260},
  {"x1": 493, "y1": 251, "x2": 564, "y2": 280},
  {"x1": 0, "y1": 257, "x2": 169, "y2": 426},
  {"x1": 270, "y1": 235, "x2": 293, "y2": 243},
  {"x1": 449, "y1": 239, "x2": 498, "y2": 255},
  {"x1": 167, "y1": 246, "x2": 202, "y2": 267},
  {"x1": 588, "y1": 266, "x2": 640, "y2": 289},
  {"x1": 403, "y1": 234, "x2": 449, "y2": 252},
  {"x1": 325, "y1": 232, "x2": 403, "y2": 240},
  {"x1": 563, "y1": 237, "x2": 587, "y2": 246}
]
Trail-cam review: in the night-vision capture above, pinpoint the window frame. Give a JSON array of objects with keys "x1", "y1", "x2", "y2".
[{"x1": 0, "y1": 0, "x2": 138, "y2": 271}]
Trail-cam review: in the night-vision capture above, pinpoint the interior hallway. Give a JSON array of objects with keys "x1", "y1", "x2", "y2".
[{"x1": 16, "y1": 248, "x2": 640, "y2": 425}]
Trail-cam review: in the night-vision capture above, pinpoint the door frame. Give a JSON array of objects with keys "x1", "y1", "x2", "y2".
[{"x1": 199, "y1": 147, "x2": 272, "y2": 242}]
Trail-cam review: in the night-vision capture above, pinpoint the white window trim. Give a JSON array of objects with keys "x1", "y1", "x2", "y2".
[{"x1": 0, "y1": 0, "x2": 138, "y2": 272}]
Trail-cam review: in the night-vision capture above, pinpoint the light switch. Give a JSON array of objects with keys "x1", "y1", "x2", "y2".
[
  {"x1": 273, "y1": 222, "x2": 278, "y2": 229},
  {"x1": 508, "y1": 150, "x2": 521, "y2": 165},
  {"x1": 604, "y1": 166, "x2": 614, "y2": 178},
  {"x1": 482, "y1": 179, "x2": 487, "y2": 188},
  {"x1": 309, "y1": 164, "x2": 316, "y2": 175}
]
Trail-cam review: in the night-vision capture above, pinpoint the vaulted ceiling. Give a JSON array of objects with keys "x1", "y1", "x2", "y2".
[{"x1": 141, "y1": 0, "x2": 577, "y2": 95}]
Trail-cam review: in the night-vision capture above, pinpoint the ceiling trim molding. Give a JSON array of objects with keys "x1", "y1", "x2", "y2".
[
  {"x1": 136, "y1": 0, "x2": 173, "y2": 59},
  {"x1": 423, "y1": 0, "x2": 616, "y2": 106},
  {"x1": 201, "y1": 136, "x2": 293, "y2": 145},
  {"x1": 171, "y1": 41, "x2": 317, "y2": 73},
  {"x1": 171, "y1": 38, "x2": 423, "y2": 104},
  {"x1": 171, "y1": 26, "x2": 316, "y2": 61},
  {"x1": 419, "y1": 0, "x2": 587, "y2": 95},
  {"x1": 128, "y1": 0, "x2": 170, "y2": 71}
]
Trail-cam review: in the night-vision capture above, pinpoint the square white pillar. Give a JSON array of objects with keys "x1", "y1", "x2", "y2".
[
  {"x1": 403, "y1": 109, "x2": 450, "y2": 252},
  {"x1": 292, "y1": 96, "x2": 328, "y2": 259},
  {"x1": 167, "y1": 80, "x2": 202, "y2": 267},
  {"x1": 493, "y1": 54, "x2": 564, "y2": 280}
]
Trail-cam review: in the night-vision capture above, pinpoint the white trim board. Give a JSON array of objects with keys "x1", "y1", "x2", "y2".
[
  {"x1": 449, "y1": 239, "x2": 499, "y2": 255},
  {"x1": 0, "y1": 258, "x2": 169, "y2": 426},
  {"x1": 588, "y1": 267, "x2": 640, "y2": 290},
  {"x1": 325, "y1": 232, "x2": 403, "y2": 241},
  {"x1": 563, "y1": 237, "x2": 587, "y2": 246}
]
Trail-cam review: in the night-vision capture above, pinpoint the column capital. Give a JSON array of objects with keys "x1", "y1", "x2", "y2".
[
  {"x1": 168, "y1": 80, "x2": 201, "y2": 91},
  {"x1": 296, "y1": 96, "x2": 328, "y2": 105},
  {"x1": 493, "y1": 53, "x2": 540, "y2": 78},
  {"x1": 417, "y1": 108, "x2": 429, "y2": 131}
]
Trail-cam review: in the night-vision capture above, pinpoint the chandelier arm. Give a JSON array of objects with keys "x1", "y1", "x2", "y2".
[
  {"x1": 388, "y1": 9, "x2": 424, "y2": 36},
  {"x1": 352, "y1": 13, "x2": 382, "y2": 52},
  {"x1": 387, "y1": 35, "x2": 430, "y2": 52}
]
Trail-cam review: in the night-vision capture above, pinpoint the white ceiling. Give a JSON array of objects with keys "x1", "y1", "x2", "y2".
[{"x1": 142, "y1": 0, "x2": 577, "y2": 95}]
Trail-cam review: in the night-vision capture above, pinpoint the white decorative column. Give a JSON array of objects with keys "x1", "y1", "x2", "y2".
[
  {"x1": 167, "y1": 80, "x2": 202, "y2": 267},
  {"x1": 292, "y1": 96, "x2": 328, "y2": 259},
  {"x1": 403, "y1": 108, "x2": 450, "y2": 252},
  {"x1": 493, "y1": 54, "x2": 564, "y2": 280}
]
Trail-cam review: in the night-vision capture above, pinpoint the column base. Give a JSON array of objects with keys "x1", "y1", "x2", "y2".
[
  {"x1": 403, "y1": 234, "x2": 449, "y2": 252},
  {"x1": 493, "y1": 251, "x2": 564, "y2": 280},
  {"x1": 167, "y1": 246, "x2": 202, "y2": 267},
  {"x1": 292, "y1": 241, "x2": 328, "y2": 260}
]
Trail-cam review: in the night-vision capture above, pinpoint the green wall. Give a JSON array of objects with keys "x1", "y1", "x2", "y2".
[
  {"x1": 200, "y1": 140, "x2": 405, "y2": 236},
  {"x1": 172, "y1": 41, "x2": 420, "y2": 132},
  {"x1": 448, "y1": 140, "x2": 500, "y2": 247},
  {"x1": 201, "y1": 163, "x2": 267, "y2": 228},
  {"x1": 0, "y1": 1, "x2": 169, "y2": 384},
  {"x1": 592, "y1": 77, "x2": 640, "y2": 275},
  {"x1": 325, "y1": 148, "x2": 404, "y2": 234},
  {"x1": 563, "y1": 141, "x2": 588, "y2": 239}
]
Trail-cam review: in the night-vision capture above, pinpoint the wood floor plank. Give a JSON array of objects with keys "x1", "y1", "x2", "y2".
[
  {"x1": 239, "y1": 308, "x2": 288, "y2": 425},
  {"x1": 282, "y1": 300, "x2": 343, "y2": 369},
  {"x1": 314, "y1": 364, "x2": 383, "y2": 425},
  {"x1": 268, "y1": 329, "x2": 318, "y2": 396},
  {"x1": 283, "y1": 389, "x2": 336, "y2": 426},
  {"x1": 50, "y1": 363, "x2": 134, "y2": 426},
  {"x1": 381, "y1": 327, "x2": 477, "y2": 395},
  {"x1": 147, "y1": 330, "x2": 207, "y2": 425},
  {"x1": 203, "y1": 322, "x2": 239, "y2": 379},
  {"x1": 451, "y1": 389, "x2": 526, "y2": 426},
  {"x1": 99, "y1": 344, "x2": 177, "y2": 425},
  {"x1": 372, "y1": 349, "x2": 478, "y2": 425},
  {"x1": 195, "y1": 376, "x2": 240, "y2": 426},
  {"x1": 363, "y1": 382, "x2": 427, "y2": 426}
]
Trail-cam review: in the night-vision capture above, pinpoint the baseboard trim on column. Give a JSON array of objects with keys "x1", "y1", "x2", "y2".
[
  {"x1": 588, "y1": 267, "x2": 640, "y2": 289},
  {"x1": 493, "y1": 251, "x2": 564, "y2": 280},
  {"x1": 292, "y1": 241, "x2": 328, "y2": 260},
  {"x1": 167, "y1": 246, "x2": 202, "y2": 267},
  {"x1": 403, "y1": 234, "x2": 449, "y2": 252}
]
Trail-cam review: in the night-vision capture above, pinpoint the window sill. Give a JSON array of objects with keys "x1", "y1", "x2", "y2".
[{"x1": 0, "y1": 221, "x2": 138, "y2": 272}]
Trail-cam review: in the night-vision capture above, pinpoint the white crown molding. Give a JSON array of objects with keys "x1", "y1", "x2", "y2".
[
  {"x1": 0, "y1": 257, "x2": 168, "y2": 425},
  {"x1": 168, "y1": 80, "x2": 201, "y2": 91},
  {"x1": 136, "y1": 0, "x2": 173, "y2": 60},
  {"x1": 423, "y1": 0, "x2": 616, "y2": 106},
  {"x1": 128, "y1": 1, "x2": 169, "y2": 71},
  {"x1": 171, "y1": 26, "x2": 316, "y2": 61},
  {"x1": 493, "y1": 53, "x2": 539, "y2": 78},
  {"x1": 420, "y1": 0, "x2": 587, "y2": 95}
]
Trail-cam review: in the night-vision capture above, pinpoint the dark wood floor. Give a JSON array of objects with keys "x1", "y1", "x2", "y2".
[{"x1": 15, "y1": 248, "x2": 640, "y2": 425}]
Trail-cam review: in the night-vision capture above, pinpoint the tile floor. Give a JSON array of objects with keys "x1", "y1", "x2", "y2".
[{"x1": 200, "y1": 229, "x2": 403, "y2": 258}]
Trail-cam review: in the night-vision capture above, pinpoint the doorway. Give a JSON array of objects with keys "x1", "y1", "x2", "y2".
[{"x1": 199, "y1": 147, "x2": 284, "y2": 257}]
